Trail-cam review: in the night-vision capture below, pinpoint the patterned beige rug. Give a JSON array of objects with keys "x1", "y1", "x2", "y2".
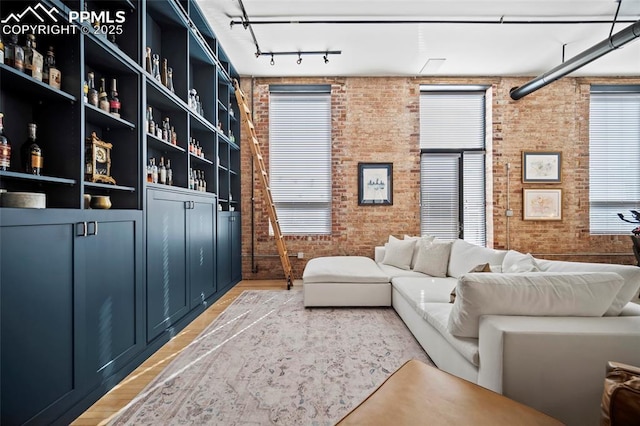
[{"x1": 110, "y1": 290, "x2": 433, "y2": 425}]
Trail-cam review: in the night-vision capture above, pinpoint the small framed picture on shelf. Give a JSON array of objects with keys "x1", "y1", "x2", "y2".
[
  {"x1": 523, "y1": 189, "x2": 562, "y2": 221},
  {"x1": 522, "y1": 151, "x2": 562, "y2": 183},
  {"x1": 358, "y1": 162, "x2": 393, "y2": 206}
]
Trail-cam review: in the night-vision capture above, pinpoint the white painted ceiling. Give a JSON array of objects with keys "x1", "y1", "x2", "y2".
[{"x1": 195, "y1": 0, "x2": 640, "y2": 78}]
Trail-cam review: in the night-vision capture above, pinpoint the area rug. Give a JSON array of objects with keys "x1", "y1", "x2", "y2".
[{"x1": 110, "y1": 290, "x2": 433, "y2": 425}]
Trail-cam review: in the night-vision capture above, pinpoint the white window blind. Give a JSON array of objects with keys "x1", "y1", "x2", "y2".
[
  {"x1": 269, "y1": 88, "x2": 332, "y2": 235},
  {"x1": 419, "y1": 89, "x2": 487, "y2": 246},
  {"x1": 589, "y1": 88, "x2": 640, "y2": 235}
]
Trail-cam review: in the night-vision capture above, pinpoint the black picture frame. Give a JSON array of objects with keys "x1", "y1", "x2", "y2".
[
  {"x1": 522, "y1": 151, "x2": 562, "y2": 183},
  {"x1": 358, "y1": 162, "x2": 393, "y2": 205}
]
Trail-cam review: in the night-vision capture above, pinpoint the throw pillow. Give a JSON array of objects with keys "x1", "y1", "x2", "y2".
[
  {"x1": 450, "y1": 263, "x2": 491, "y2": 303},
  {"x1": 502, "y1": 251, "x2": 540, "y2": 273},
  {"x1": 404, "y1": 234, "x2": 435, "y2": 269},
  {"x1": 413, "y1": 240, "x2": 453, "y2": 278},
  {"x1": 447, "y1": 272, "x2": 625, "y2": 338},
  {"x1": 447, "y1": 239, "x2": 507, "y2": 278},
  {"x1": 381, "y1": 238, "x2": 416, "y2": 270}
]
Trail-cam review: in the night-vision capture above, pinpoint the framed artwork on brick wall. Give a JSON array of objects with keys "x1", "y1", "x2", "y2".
[
  {"x1": 522, "y1": 151, "x2": 562, "y2": 183},
  {"x1": 523, "y1": 189, "x2": 562, "y2": 220},
  {"x1": 358, "y1": 162, "x2": 393, "y2": 205}
]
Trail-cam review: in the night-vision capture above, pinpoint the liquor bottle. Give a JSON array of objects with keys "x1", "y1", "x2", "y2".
[
  {"x1": 147, "y1": 106, "x2": 155, "y2": 135},
  {"x1": 166, "y1": 159, "x2": 173, "y2": 186},
  {"x1": 22, "y1": 123, "x2": 42, "y2": 175},
  {"x1": 201, "y1": 171, "x2": 207, "y2": 192},
  {"x1": 83, "y1": 79, "x2": 89, "y2": 103},
  {"x1": 43, "y1": 46, "x2": 55, "y2": 84},
  {"x1": 109, "y1": 78, "x2": 121, "y2": 118},
  {"x1": 87, "y1": 72, "x2": 98, "y2": 107},
  {"x1": 23, "y1": 34, "x2": 35, "y2": 75},
  {"x1": 151, "y1": 158, "x2": 158, "y2": 183},
  {"x1": 159, "y1": 157, "x2": 167, "y2": 185},
  {"x1": 162, "y1": 117, "x2": 170, "y2": 142},
  {"x1": 146, "y1": 159, "x2": 153, "y2": 183},
  {"x1": 98, "y1": 78, "x2": 110, "y2": 112},
  {"x1": 188, "y1": 168, "x2": 194, "y2": 190},
  {"x1": 161, "y1": 58, "x2": 168, "y2": 87},
  {"x1": 0, "y1": 113, "x2": 11, "y2": 171},
  {"x1": 4, "y1": 33, "x2": 14, "y2": 66},
  {"x1": 145, "y1": 47, "x2": 153, "y2": 75},
  {"x1": 167, "y1": 67, "x2": 175, "y2": 93},
  {"x1": 11, "y1": 34, "x2": 24, "y2": 72},
  {"x1": 171, "y1": 126, "x2": 177, "y2": 145},
  {"x1": 0, "y1": 34, "x2": 5, "y2": 64},
  {"x1": 152, "y1": 54, "x2": 161, "y2": 82}
]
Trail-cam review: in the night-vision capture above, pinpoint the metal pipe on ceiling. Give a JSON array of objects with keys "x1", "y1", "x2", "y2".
[
  {"x1": 510, "y1": 20, "x2": 640, "y2": 100},
  {"x1": 229, "y1": 18, "x2": 638, "y2": 26}
]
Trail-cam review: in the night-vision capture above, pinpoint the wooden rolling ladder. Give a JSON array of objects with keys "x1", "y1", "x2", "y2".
[{"x1": 233, "y1": 80, "x2": 294, "y2": 290}]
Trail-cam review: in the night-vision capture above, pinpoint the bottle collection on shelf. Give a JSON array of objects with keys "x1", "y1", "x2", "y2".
[
  {"x1": 217, "y1": 120, "x2": 235, "y2": 143},
  {"x1": 146, "y1": 107, "x2": 178, "y2": 145},
  {"x1": 146, "y1": 157, "x2": 173, "y2": 186},
  {"x1": 2, "y1": 33, "x2": 61, "y2": 89},
  {"x1": 0, "y1": 114, "x2": 44, "y2": 176},
  {"x1": 188, "y1": 89, "x2": 204, "y2": 116},
  {"x1": 189, "y1": 138, "x2": 206, "y2": 159},
  {"x1": 188, "y1": 168, "x2": 207, "y2": 192},
  {"x1": 84, "y1": 72, "x2": 121, "y2": 118},
  {"x1": 145, "y1": 47, "x2": 174, "y2": 93}
]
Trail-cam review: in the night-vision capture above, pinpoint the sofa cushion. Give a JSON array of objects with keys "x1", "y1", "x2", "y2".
[
  {"x1": 303, "y1": 256, "x2": 390, "y2": 283},
  {"x1": 392, "y1": 276, "x2": 458, "y2": 304},
  {"x1": 536, "y1": 258, "x2": 640, "y2": 316},
  {"x1": 450, "y1": 263, "x2": 492, "y2": 303},
  {"x1": 377, "y1": 263, "x2": 428, "y2": 279},
  {"x1": 413, "y1": 241, "x2": 453, "y2": 277},
  {"x1": 447, "y1": 240, "x2": 508, "y2": 278},
  {"x1": 447, "y1": 272, "x2": 625, "y2": 338},
  {"x1": 382, "y1": 238, "x2": 416, "y2": 270},
  {"x1": 502, "y1": 250, "x2": 540, "y2": 273},
  {"x1": 404, "y1": 234, "x2": 435, "y2": 269}
]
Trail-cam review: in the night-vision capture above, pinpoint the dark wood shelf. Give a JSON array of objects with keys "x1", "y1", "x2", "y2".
[
  {"x1": 0, "y1": 64, "x2": 77, "y2": 104},
  {"x1": 84, "y1": 181, "x2": 136, "y2": 192},
  {"x1": 0, "y1": 171, "x2": 76, "y2": 185}
]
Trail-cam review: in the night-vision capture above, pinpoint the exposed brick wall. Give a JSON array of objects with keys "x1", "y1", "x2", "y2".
[{"x1": 239, "y1": 76, "x2": 640, "y2": 280}]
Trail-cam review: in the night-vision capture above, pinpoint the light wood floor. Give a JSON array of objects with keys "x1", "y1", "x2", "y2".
[{"x1": 71, "y1": 280, "x2": 295, "y2": 426}]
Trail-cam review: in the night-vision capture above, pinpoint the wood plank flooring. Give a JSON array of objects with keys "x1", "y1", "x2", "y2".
[{"x1": 71, "y1": 280, "x2": 294, "y2": 426}]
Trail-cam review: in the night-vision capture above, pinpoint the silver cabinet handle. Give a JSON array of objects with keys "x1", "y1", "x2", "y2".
[
  {"x1": 88, "y1": 221, "x2": 98, "y2": 236},
  {"x1": 77, "y1": 222, "x2": 87, "y2": 237}
]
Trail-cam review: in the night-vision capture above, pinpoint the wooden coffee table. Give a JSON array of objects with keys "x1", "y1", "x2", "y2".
[{"x1": 336, "y1": 359, "x2": 564, "y2": 425}]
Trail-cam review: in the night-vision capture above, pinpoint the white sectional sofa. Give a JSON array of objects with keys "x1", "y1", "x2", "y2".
[
  {"x1": 373, "y1": 237, "x2": 640, "y2": 426},
  {"x1": 303, "y1": 237, "x2": 640, "y2": 426}
]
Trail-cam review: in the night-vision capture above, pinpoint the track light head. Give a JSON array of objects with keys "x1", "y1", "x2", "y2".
[
  {"x1": 323, "y1": 54, "x2": 329, "y2": 64},
  {"x1": 297, "y1": 54, "x2": 302, "y2": 65},
  {"x1": 270, "y1": 54, "x2": 275, "y2": 66}
]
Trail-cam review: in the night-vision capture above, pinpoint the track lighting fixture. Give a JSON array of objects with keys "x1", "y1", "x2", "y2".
[
  {"x1": 296, "y1": 54, "x2": 302, "y2": 65},
  {"x1": 256, "y1": 50, "x2": 341, "y2": 65},
  {"x1": 323, "y1": 53, "x2": 329, "y2": 64},
  {"x1": 270, "y1": 54, "x2": 275, "y2": 66}
]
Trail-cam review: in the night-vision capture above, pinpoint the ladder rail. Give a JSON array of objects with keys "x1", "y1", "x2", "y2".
[{"x1": 233, "y1": 80, "x2": 294, "y2": 289}]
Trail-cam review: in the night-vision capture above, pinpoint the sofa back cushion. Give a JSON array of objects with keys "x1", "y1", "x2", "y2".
[
  {"x1": 413, "y1": 240, "x2": 453, "y2": 277},
  {"x1": 536, "y1": 259, "x2": 640, "y2": 316},
  {"x1": 447, "y1": 239, "x2": 507, "y2": 278},
  {"x1": 502, "y1": 251, "x2": 541, "y2": 273},
  {"x1": 447, "y1": 272, "x2": 625, "y2": 338},
  {"x1": 382, "y1": 238, "x2": 416, "y2": 270}
]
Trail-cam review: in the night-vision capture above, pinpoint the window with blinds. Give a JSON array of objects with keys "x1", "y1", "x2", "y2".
[
  {"x1": 589, "y1": 86, "x2": 640, "y2": 235},
  {"x1": 269, "y1": 86, "x2": 332, "y2": 235},
  {"x1": 419, "y1": 89, "x2": 487, "y2": 246}
]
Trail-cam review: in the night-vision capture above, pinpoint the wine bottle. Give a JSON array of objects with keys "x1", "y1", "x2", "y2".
[
  {"x1": 152, "y1": 54, "x2": 160, "y2": 82},
  {"x1": 145, "y1": 47, "x2": 153, "y2": 74},
  {"x1": 167, "y1": 67, "x2": 175, "y2": 93},
  {"x1": 87, "y1": 72, "x2": 98, "y2": 107},
  {"x1": 161, "y1": 58, "x2": 168, "y2": 87},
  {"x1": 0, "y1": 113, "x2": 11, "y2": 171},
  {"x1": 11, "y1": 34, "x2": 24, "y2": 72},
  {"x1": 147, "y1": 106, "x2": 155, "y2": 135},
  {"x1": 109, "y1": 78, "x2": 121, "y2": 118},
  {"x1": 159, "y1": 157, "x2": 166, "y2": 185},
  {"x1": 166, "y1": 159, "x2": 173, "y2": 186},
  {"x1": 23, "y1": 34, "x2": 35, "y2": 75},
  {"x1": 146, "y1": 158, "x2": 153, "y2": 183},
  {"x1": 22, "y1": 123, "x2": 42, "y2": 175},
  {"x1": 151, "y1": 158, "x2": 158, "y2": 184},
  {"x1": 98, "y1": 77, "x2": 109, "y2": 112}
]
